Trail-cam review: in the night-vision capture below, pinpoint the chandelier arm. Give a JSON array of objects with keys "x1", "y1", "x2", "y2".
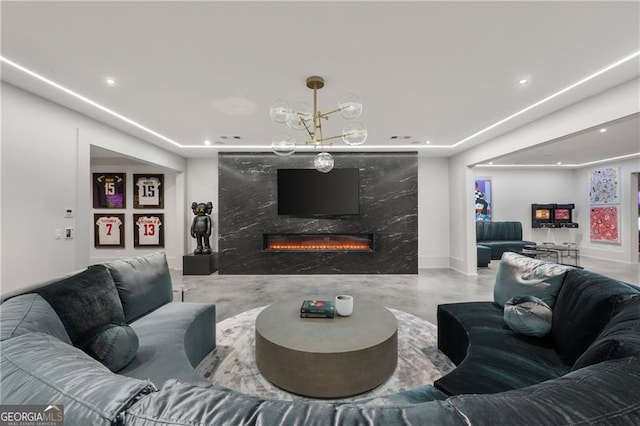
[
  {"x1": 317, "y1": 134, "x2": 345, "y2": 143},
  {"x1": 317, "y1": 108, "x2": 342, "y2": 119},
  {"x1": 317, "y1": 115, "x2": 325, "y2": 146},
  {"x1": 301, "y1": 117, "x2": 314, "y2": 139},
  {"x1": 311, "y1": 85, "x2": 321, "y2": 146}
]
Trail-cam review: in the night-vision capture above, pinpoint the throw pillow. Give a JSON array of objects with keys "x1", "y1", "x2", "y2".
[
  {"x1": 0, "y1": 293, "x2": 72, "y2": 344},
  {"x1": 103, "y1": 252, "x2": 173, "y2": 323},
  {"x1": 494, "y1": 252, "x2": 570, "y2": 308},
  {"x1": 36, "y1": 265, "x2": 125, "y2": 344},
  {"x1": 504, "y1": 295, "x2": 553, "y2": 337},
  {"x1": 78, "y1": 323, "x2": 139, "y2": 372}
]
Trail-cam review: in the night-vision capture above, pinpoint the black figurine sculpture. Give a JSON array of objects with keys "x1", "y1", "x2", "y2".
[{"x1": 190, "y1": 201, "x2": 213, "y2": 255}]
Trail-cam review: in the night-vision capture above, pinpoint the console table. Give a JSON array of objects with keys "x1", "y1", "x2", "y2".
[
  {"x1": 255, "y1": 297, "x2": 398, "y2": 398},
  {"x1": 523, "y1": 244, "x2": 580, "y2": 267}
]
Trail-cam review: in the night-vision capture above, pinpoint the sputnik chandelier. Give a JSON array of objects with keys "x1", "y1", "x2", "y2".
[{"x1": 269, "y1": 76, "x2": 367, "y2": 173}]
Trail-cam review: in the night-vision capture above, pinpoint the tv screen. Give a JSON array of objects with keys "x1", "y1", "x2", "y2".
[
  {"x1": 555, "y1": 208, "x2": 570, "y2": 221},
  {"x1": 535, "y1": 209, "x2": 551, "y2": 220},
  {"x1": 277, "y1": 168, "x2": 360, "y2": 215}
]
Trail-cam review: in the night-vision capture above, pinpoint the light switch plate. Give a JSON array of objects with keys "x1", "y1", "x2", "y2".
[{"x1": 65, "y1": 227, "x2": 74, "y2": 239}]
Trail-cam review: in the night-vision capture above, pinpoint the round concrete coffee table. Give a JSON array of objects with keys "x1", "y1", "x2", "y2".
[{"x1": 255, "y1": 297, "x2": 398, "y2": 398}]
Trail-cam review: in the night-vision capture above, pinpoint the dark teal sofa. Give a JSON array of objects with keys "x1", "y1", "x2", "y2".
[
  {"x1": 437, "y1": 253, "x2": 640, "y2": 424},
  {"x1": 476, "y1": 221, "x2": 535, "y2": 259}
]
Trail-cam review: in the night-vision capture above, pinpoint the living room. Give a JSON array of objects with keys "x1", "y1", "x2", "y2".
[
  {"x1": 3, "y1": 79, "x2": 638, "y2": 290},
  {"x1": 1, "y1": 2, "x2": 639, "y2": 291},
  {"x1": 2, "y1": 2, "x2": 640, "y2": 424}
]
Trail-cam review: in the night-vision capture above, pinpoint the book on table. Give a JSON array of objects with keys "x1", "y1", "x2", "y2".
[{"x1": 300, "y1": 300, "x2": 335, "y2": 318}]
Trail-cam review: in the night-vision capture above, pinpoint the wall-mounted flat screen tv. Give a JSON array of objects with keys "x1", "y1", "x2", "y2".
[{"x1": 277, "y1": 168, "x2": 360, "y2": 215}]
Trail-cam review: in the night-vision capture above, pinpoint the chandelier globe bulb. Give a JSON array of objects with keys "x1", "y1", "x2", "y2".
[
  {"x1": 285, "y1": 102, "x2": 312, "y2": 131},
  {"x1": 269, "y1": 99, "x2": 291, "y2": 124},
  {"x1": 342, "y1": 122, "x2": 368, "y2": 145},
  {"x1": 271, "y1": 134, "x2": 296, "y2": 157},
  {"x1": 314, "y1": 152, "x2": 334, "y2": 173},
  {"x1": 338, "y1": 93, "x2": 363, "y2": 120}
]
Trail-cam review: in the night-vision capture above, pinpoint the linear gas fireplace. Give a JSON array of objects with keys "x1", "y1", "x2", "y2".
[{"x1": 263, "y1": 233, "x2": 375, "y2": 252}]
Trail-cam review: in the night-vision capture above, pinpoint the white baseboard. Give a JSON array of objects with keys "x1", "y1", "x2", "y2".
[{"x1": 419, "y1": 255, "x2": 450, "y2": 269}]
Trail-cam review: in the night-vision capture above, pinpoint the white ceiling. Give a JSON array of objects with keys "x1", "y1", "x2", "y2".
[{"x1": 2, "y1": 1, "x2": 639, "y2": 167}]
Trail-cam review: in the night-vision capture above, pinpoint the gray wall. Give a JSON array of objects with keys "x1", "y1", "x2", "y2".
[{"x1": 218, "y1": 152, "x2": 418, "y2": 274}]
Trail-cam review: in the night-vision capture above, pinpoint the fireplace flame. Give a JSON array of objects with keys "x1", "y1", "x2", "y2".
[
  {"x1": 264, "y1": 234, "x2": 374, "y2": 252},
  {"x1": 268, "y1": 243, "x2": 371, "y2": 251}
]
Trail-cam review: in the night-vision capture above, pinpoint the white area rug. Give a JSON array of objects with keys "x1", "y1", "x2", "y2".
[{"x1": 196, "y1": 306, "x2": 455, "y2": 403}]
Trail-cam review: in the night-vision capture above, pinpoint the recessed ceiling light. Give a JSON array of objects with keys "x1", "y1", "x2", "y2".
[
  {"x1": 425, "y1": 140, "x2": 431, "y2": 145},
  {"x1": 204, "y1": 139, "x2": 212, "y2": 145},
  {"x1": 518, "y1": 78, "x2": 529, "y2": 85},
  {"x1": 104, "y1": 77, "x2": 117, "y2": 87},
  {"x1": 0, "y1": 56, "x2": 183, "y2": 147},
  {"x1": 599, "y1": 128, "x2": 607, "y2": 133},
  {"x1": 488, "y1": 162, "x2": 493, "y2": 165},
  {"x1": 454, "y1": 50, "x2": 640, "y2": 148},
  {"x1": 557, "y1": 161, "x2": 563, "y2": 165}
]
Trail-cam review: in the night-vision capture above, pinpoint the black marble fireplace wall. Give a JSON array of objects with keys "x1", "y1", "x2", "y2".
[{"x1": 218, "y1": 152, "x2": 418, "y2": 274}]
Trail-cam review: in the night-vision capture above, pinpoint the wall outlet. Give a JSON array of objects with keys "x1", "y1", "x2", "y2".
[{"x1": 64, "y1": 208, "x2": 74, "y2": 218}]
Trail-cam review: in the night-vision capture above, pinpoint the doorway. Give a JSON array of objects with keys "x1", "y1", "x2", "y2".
[{"x1": 636, "y1": 173, "x2": 640, "y2": 262}]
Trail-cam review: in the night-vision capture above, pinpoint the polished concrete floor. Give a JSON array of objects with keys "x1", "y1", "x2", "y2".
[{"x1": 173, "y1": 256, "x2": 640, "y2": 324}]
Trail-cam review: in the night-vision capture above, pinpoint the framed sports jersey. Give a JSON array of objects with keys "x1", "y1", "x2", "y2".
[
  {"x1": 134, "y1": 174, "x2": 164, "y2": 209},
  {"x1": 93, "y1": 173, "x2": 126, "y2": 208},
  {"x1": 134, "y1": 214, "x2": 164, "y2": 248},
  {"x1": 94, "y1": 214, "x2": 125, "y2": 248}
]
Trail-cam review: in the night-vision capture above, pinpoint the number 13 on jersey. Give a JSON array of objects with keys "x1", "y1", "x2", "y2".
[{"x1": 134, "y1": 214, "x2": 164, "y2": 247}]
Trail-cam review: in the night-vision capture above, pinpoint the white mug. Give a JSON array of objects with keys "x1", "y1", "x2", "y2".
[{"x1": 335, "y1": 295, "x2": 354, "y2": 317}]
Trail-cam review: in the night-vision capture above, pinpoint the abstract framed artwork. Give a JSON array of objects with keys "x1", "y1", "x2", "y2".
[
  {"x1": 94, "y1": 214, "x2": 125, "y2": 248},
  {"x1": 589, "y1": 167, "x2": 619, "y2": 205},
  {"x1": 475, "y1": 178, "x2": 492, "y2": 221},
  {"x1": 133, "y1": 213, "x2": 164, "y2": 248},
  {"x1": 590, "y1": 206, "x2": 619, "y2": 243},
  {"x1": 133, "y1": 174, "x2": 164, "y2": 209}
]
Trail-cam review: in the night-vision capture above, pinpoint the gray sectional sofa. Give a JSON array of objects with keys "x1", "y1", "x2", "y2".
[
  {"x1": 1, "y1": 252, "x2": 216, "y2": 424},
  {"x1": 2, "y1": 251, "x2": 640, "y2": 425}
]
